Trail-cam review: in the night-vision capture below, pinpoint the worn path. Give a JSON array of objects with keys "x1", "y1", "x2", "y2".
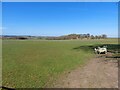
[{"x1": 51, "y1": 53, "x2": 118, "y2": 88}]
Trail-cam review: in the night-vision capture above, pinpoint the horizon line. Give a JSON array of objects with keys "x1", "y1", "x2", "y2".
[{"x1": 1, "y1": 34, "x2": 118, "y2": 38}]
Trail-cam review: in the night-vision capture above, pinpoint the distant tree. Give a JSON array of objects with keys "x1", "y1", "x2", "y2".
[
  {"x1": 86, "y1": 33, "x2": 90, "y2": 39},
  {"x1": 77, "y1": 34, "x2": 81, "y2": 39},
  {"x1": 68, "y1": 34, "x2": 77, "y2": 39},
  {"x1": 101, "y1": 34, "x2": 107, "y2": 39},
  {"x1": 98, "y1": 35, "x2": 102, "y2": 39},
  {"x1": 79, "y1": 34, "x2": 84, "y2": 39},
  {"x1": 45, "y1": 33, "x2": 107, "y2": 40},
  {"x1": 95, "y1": 35, "x2": 98, "y2": 39},
  {"x1": 91, "y1": 35, "x2": 95, "y2": 39}
]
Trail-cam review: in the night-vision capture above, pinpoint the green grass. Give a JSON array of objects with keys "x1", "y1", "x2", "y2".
[{"x1": 2, "y1": 39, "x2": 118, "y2": 88}]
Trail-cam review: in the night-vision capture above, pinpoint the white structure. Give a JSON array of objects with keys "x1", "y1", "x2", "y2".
[{"x1": 94, "y1": 46, "x2": 107, "y2": 54}]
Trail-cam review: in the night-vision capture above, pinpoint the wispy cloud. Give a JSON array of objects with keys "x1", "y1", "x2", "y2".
[
  {"x1": 0, "y1": 27, "x2": 6, "y2": 35},
  {"x1": 0, "y1": 27, "x2": 7, "y2": 30}
]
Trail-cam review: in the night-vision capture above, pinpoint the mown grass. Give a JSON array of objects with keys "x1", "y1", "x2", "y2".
[{"x1": 2, "y1": 39, "x2": 118, "y2": 88}]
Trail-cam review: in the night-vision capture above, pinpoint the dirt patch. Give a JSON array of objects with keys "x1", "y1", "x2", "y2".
[{"x1": 50, "y1": 53, "x2": 118, "y2": 88}]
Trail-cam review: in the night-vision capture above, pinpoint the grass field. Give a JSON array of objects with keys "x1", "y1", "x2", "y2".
[{"x1": 2, "y1": 39, "x2": 118, "y2": 88}]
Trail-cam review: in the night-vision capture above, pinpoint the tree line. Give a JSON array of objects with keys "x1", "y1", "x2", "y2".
[
  {"x1": 46, "y1": 34, "x2": 107, "y2": 40},
  {"x1": 2, "y1": 34, "x2": 107, "y2": 40}
]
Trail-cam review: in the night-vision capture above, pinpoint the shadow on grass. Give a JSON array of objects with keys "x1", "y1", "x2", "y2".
[
  {"x1": 1, "y1": 86, "x2": 15, "y2": 90},
  {"x1": 73, "y1": 44, "x2": 120, "y2": 58},
  {"x1": 73, "y1": 44, "x2": 120, "y2": 53}
]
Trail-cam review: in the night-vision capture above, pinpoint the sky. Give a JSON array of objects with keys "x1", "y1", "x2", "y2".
[
  {"x1": 2, "y1": 0, "x2": 120, "y2": 2},
  {"x1": 2, "y1": 2, "x2": 118, "y2": 37}
]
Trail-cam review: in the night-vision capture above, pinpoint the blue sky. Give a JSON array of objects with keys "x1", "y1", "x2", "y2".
[{"x1": 2, "y1": 2, "x2": 118, "y2": 37}]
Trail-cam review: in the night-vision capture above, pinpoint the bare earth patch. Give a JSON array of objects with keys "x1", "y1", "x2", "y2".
[{"x1": 51, "y1": 53, "x2": 118, "y2": 88}]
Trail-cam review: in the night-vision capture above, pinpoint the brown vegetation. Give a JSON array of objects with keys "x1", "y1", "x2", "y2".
[{"x1": 2, "y1": 34, "x2": 107, "y2": 40}]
